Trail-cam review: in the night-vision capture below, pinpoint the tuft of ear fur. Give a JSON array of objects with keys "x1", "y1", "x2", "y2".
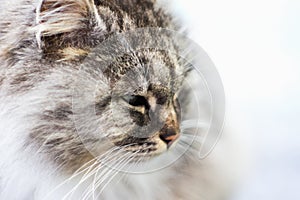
[{"x1": 36, "y1": 0, "x2": 105, "y2": 49}]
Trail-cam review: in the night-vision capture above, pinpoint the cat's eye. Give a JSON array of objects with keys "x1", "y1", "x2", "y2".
[{"x1": 122, "y1": 95, "x2": 150, "y2": 110}]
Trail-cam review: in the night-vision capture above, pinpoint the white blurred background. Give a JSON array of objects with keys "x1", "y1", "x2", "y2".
[{"x1": 174, "y1": 0, "x2": 300, "y2": 199}]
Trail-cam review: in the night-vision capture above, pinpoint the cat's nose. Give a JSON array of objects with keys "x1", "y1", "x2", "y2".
[{"x1": 159, "y1": 126, "x2": 179, "y2": 148}]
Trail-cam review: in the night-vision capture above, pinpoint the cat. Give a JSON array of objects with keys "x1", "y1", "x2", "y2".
[{"x1": 0, "y1": 0, "x2": 241, "y2": 199}]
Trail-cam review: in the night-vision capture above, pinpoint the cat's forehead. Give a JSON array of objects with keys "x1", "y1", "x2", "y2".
[{"x1": 109, "y1": 49, "x2": 186, "y2": 95}]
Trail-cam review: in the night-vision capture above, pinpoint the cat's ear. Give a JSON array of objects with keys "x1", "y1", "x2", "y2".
[{"x1": 35, "y1": 0, "x2": 105, "y2": 57}]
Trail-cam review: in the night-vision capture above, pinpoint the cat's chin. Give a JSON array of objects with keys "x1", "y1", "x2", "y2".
[
  {"x1": 131, "y1": 137, "x2": 169, "y2": 156},
  {"x1": 124, "y1": 139, "x2": 181, "y2": 168}
]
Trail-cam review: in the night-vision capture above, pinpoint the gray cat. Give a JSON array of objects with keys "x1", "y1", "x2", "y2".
[{"x1": 0, "y1": 0, "x2": 241, "y2": 199}]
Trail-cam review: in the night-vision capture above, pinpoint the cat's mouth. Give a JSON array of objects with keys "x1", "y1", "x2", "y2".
[{"x1": 112, "y1": 129, "x2": 180, "y2": 159}]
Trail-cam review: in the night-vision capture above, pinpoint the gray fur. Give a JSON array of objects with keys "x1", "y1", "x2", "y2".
[
  {"x1": 0, "y1": 0, "x2": 184, "y2": 173},
  {"x1": 0, "y1": 1, "x2": 235, "y2": 199}
]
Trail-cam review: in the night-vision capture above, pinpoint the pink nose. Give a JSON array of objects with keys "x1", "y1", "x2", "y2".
[{"x1": 159, "y1": 127, "x2": 179, "y2": 148}]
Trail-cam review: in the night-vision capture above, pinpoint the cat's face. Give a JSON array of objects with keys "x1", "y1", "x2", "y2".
[
  {"x1": 102, "y1": 73, "x2": 181, "y2": 156},
  {"x1": 72, "y1": 50, "x2": 189, "y2": 164}
]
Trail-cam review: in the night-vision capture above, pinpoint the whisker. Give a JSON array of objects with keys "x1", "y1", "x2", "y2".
[
  {"x1": 92, "y1": 152, "x2": 139, "y2": 200},
  {"x1": 180, "y1": 133, "x2": 204, "y2": 142},
  {"x1": 113, "y1": 149, "x2": 146, "y2": 187},
  {"x1": 181, "y1": 119, "x2": 208, "y2": 130},
  {"x1": 63, "y1": 147, "x2": 126, "y2": 200},
  {"x1": 99, "y1": 154, "x2": 134, "y2": 198},
  {"x1": 178, "y1": 139, "x2": 202, "y2": 157},
  {"x1": 80, "y1": 144, "x2": 139, "y2": 200},
  {"x1": 43, "y1": 156, "x2": 99, "y2": 200},
  {"x1": 175, "y1": 143, "x2": 195, "y2": 161},
  {"x1": 83, "y1": 154, "x2": 131, "y2": 199}
]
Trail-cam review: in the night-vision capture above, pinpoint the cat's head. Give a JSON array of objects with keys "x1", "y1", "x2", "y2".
[{"x1": 26, "y1": 0, "x2": 200, "y2": 173}]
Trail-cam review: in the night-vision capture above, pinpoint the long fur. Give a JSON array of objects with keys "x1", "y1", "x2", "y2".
[{"x1": 0, "y1": 0, "x2": 242, "y2": 199}]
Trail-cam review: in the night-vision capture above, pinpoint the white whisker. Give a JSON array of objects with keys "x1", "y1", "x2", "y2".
[
  {"x1": 63, "y1": 147, "x2": 125, "y2": 200},
  {"x1": 99, "y1": 153, "x2": 138, "y2": 194},
  {"x1": 80, "y1": 144, "x2": 139, "y2": 200},
  {"x1": 92, "y1": 152, "x2": 139, "y2": 200},
  {"x1": 181, "y1": 119, "x2": 208, "y2": 130}
]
